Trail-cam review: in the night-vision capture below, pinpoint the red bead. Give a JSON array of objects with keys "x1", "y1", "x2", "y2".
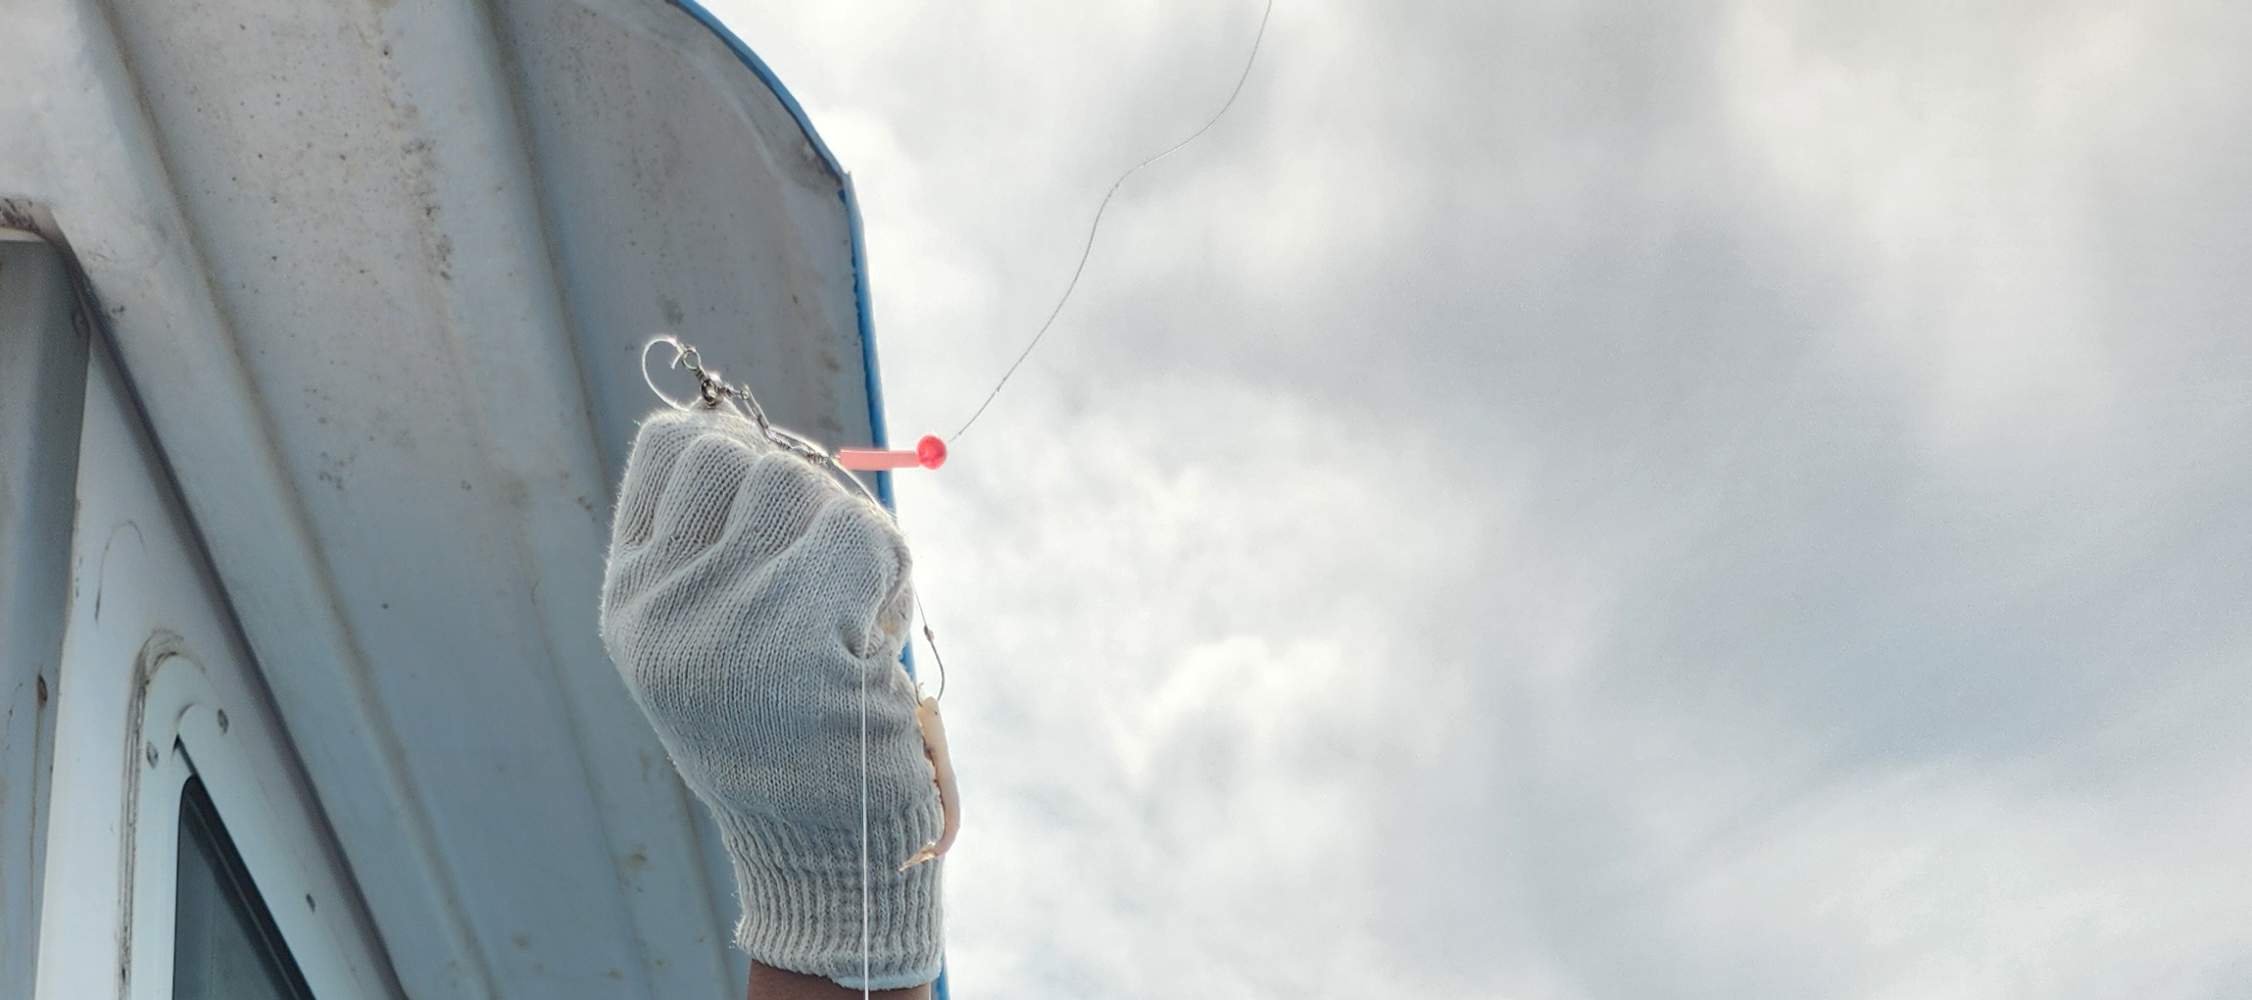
[{"x1": 916, "y1": 434, "x2": 948, "y2": 469}]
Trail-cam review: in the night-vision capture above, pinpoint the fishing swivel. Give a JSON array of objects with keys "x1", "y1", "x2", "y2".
[
  {"x1": 642, "y1": 334, "x2": 947, "y2": 473},
  {"x1": 637, "y1": 333, "x2": 953, "y2": 702}
]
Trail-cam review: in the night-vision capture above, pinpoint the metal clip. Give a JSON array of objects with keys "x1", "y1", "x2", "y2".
[{"x1": 638, "y1": 335, "x2": 882, "y2": 505}]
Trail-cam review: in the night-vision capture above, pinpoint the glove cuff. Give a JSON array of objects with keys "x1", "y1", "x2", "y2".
[{"x1": 716, "y1": 806, "x2": 945, "y2": 989}]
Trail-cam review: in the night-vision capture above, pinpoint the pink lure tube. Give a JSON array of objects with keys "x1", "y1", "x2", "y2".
[{"x1": 836, "y1": 434, "x2": 948, "y2": 472}]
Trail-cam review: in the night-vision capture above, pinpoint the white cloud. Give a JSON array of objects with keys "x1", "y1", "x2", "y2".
[{"x1": 706, "y1": 1, "x2": 2252, "y2": 995}]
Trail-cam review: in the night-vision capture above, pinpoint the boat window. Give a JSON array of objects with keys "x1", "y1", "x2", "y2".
[{"x1": 174, "y1": 774, "x2": 317, "y2": 1000}]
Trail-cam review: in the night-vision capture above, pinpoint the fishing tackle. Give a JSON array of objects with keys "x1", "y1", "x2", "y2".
[
  {"x1": 901, "y1": 695, "x2": 958, "y2": 871},
  {"x1": 838, "y1": 436, "x2": 948, "y2": 471},
  {"x1": 638, "y1": 334, "x2": 962, "y2": 874},
  {"x1": 629, "y1": 2, "x2": 1277, "y2": 980}
]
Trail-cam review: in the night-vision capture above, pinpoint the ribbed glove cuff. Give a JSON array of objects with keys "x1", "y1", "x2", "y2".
[{"x1": 717, "y1": 807, "x2": 945, "y2": 990}]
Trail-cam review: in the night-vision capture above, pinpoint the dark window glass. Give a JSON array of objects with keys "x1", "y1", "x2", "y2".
[{"x1": 174, "y1": 773, "x2": 315, "y2": 1000}]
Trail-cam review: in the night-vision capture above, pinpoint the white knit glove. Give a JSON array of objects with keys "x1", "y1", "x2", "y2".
[{"x1": 598, "y1": 407, "x2": 943, "y2": 989}]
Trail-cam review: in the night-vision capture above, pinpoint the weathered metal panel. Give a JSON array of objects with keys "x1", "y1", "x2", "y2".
[{"x1": 0, "y1": 0, "x2": 893, "y2": 995}]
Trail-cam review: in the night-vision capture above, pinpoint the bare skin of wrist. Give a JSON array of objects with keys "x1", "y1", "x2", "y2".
[{"x1": 748, "y1": 962, "x2": 933, "y2": 1000}]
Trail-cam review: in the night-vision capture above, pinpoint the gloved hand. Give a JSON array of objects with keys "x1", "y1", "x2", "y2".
[{"x1": 598, "y1": 407, "x2": 943, "y2": 990}]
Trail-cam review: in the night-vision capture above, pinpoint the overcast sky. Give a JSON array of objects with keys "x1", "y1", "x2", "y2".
[{"x1": 707, "y1": 2, "x2": 2252, "y2": 996}]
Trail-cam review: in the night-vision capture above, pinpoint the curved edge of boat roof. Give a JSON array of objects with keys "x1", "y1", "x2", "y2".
[
  {"x1": 669, "y1": 0, "x2": 901, "y2": 506},
  {"x1": 0, "y1": 1, "x2": 918, "y2": 997}
]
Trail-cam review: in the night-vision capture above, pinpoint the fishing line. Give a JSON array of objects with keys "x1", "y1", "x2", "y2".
[
  {"x1": 859, "y1": 657, "x2": 872, "y2": 999},
  {"x1": 639, "y1": 338, "x2": 942, "y2": 999},
  {"x1": 916, "y1": 592, "x2": 948, "y2": 700},
  {"x1": 636, "y1": 7, "x2": 1273, "y2": 993},
  {"x1": 947, "y1": 0, "x2": 1276, "y2": 443}
]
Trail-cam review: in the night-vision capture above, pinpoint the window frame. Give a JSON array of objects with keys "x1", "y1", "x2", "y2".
[
  {"x1": 33, "y1": 339, "x2": 396, "y2": 1000},
  {"x1": 126, "y1": 638, "x2": 369, "y2": 999}
]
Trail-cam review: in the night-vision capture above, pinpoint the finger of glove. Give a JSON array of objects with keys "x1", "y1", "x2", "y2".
[
  {"x1": 613, "y1": 410, "x2": 722, "y2": 548},
  {"x1": 618, "y1": 448, "x2": 832, "y2": 632},
  {"x1": 693, "y1": 467, "x2": 912, "y2": 665},
  {"x1": 789, "y1": 496, "x2": 914, "y2": 661},
  {"x1": 648, "y1": 431, "x2": 760, "y2": 560},
  {"x1": 717, "y1": 447, "x2": 841, "y2": 573}
]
